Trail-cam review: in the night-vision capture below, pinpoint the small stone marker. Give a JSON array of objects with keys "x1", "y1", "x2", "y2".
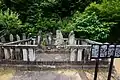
[
  {"x1": 16, "y1": 34, "x2": 20, "y2": 41},
  {"x1": 22, "y1": 33, "x2": 26, "y2": 40},
  {"x1": 10, "y1": 34, "x2": 14, "y2": 42},
  {"x1": 1, "y1": 37, "x2": 5, "y2": 42},
  {"x1": 46, "y1": 32, "x2": 52, "y2": 45},
  {"x1": 37, "y1": 31, "x2": 42, "y2": 46},
  {"x1": 68, "y1": 31, "x2": 76, "y2": 45}
]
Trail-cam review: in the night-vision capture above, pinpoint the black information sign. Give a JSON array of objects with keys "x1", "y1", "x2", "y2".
[
  {"x1": 91, "y1": 44, "x2": 119, "y2": 80},
  {"x1": 91, "y1": 44, "x2": 120, "y2": 59}
]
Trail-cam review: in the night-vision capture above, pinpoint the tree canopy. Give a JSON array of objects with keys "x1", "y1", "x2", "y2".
[{"x1": 0, "y1": 0, "x2": 120, "y2": 42}]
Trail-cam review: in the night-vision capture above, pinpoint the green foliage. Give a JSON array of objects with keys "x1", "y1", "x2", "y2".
[
  {"x1": 63, "y1": 11, "x2": 115, "y2": 42},
  {"x1": 0, "y1": 8, "x2": 23, "y2": 34},
  {"x1": 27, "y1": 17, "x2": 70, "y2": 35},
  {"x1": 0, "y1": 0, "x2": 95, "y2": 35},
  {"x1": 0, "y1": 0, "x2": 119, "y2": 42},
  {"x1": 84, "y1": 0, "x2": 120, "y2": 42},
  {"x1": 85, "y1": 0, "x2": 120, "y2": 22},
  {"x1": 1, "y1": 0, "x2": 94, "y2": 21}
]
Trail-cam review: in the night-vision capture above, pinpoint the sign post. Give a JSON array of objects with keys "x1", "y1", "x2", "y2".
[
  {"x1": 91, "y1": 44, "x2": 119, "y2": 80},
  {"x1": 94, "y1": 45, "x2": 101, "y2": 80},
  {"x1": 107, "y1": 45, "x2": 116, "y2": 80}
]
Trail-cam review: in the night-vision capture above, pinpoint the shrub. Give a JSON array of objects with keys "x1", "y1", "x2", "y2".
[
  {"x1": 85, "y1": 0, "x2": 120, "y2": 22},
  {"x1": 62, "y1": 11, "x2": 115, "y2": 42},
  {"x1": 0, "y1": 8, "x2": 24, "y2": 35}
]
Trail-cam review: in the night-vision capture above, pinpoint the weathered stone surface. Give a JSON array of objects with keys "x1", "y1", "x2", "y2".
[
  {"x1": 55, "y1": 30, "x2": 64, "y2": 45},
  {"x1": 1, "y1": 37, "x2": 5, "y2": 42},
  {"x1": 68, "y1": 31, "x2": 76, "y2": 61},
  {"x1": 11, "y1": 70, "x2": 82, "y2": 80},
  {"x1": 35, "y1": 53, "x2": 69, "y2": 61},
  {"x1": 68, "y1": 31, "x2": 75, "y2": 45},
  {"x1": 16, "y1": 34, "x2": 20, "y2": 41},
  {"x1": 10, "y1": 34, "x2": 14, "y2": 42}
]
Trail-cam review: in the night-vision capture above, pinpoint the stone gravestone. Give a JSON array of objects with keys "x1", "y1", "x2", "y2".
[
  {"x1": 54, "y1": 30, "x2": 66, "y2": 60},
  {"x1": 37, "y1": 31, "x2": 42, "y2": 46},
  {"x1": 46, "y1": 32, "x2": 53, "y2": 45},
  {"x1": 1, "y1": 37, "x2": 5, "y2": 43},
  {"x1": 10, "y1": 34, "x2": 14, "y2": 42},
  {"x1": 55, "y1": 30, "x2": 64, "y2": 45},
  {"x1": 16, "y1": 34, "x2": 20, "y2": 41},
  {"x1": 68, "y1": 31, "x2": 76, "y2": 61},
  {"x1": 22, "y1": 33, "x2": 26, "y2": 40}
]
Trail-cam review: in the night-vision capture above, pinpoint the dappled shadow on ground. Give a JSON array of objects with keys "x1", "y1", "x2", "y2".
[
  {"x1": 11, "y1": 70, "x2": 82, "y2": 80},
  {"x1": 0, "y1": 68, "x2": 116, "y2": 80},
  {"x1": 11, "y1": 69, "x2": 114, "y2": 80}
]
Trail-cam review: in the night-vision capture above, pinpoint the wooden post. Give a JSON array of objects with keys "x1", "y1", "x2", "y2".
[{"x1": 107, "y1": 57, "x2": 114, "y2": 80}]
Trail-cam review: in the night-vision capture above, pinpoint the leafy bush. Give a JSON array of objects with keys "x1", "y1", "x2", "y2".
[
  {"x1": 0, "y1": 8, "x2": 24, "y2": 35},
  {"x1": 62, "y1": 11, "x2": 115, "y2": 42},
  {"x1": 85, "y1": 0, "x2": 120, "y2": 22},
  {"x1": 0, "y1": 0, "x2": 118, "y2": 42},
  {"x1": 84, "y1": 0, "x2": 120, "y2": 42}
]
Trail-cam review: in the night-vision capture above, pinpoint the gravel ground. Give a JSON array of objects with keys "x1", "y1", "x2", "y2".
[
  {"x1": 11, "y1": 69, "x2": 116, "y2": 80},
  {"x1": 35, "y1": 53, "x2": 70, "y2": 61},
  {"x1": 0, "y1": 68, "x2": 116, "y2": 80},
  {"x1": 11, "y1": 70, "x2": 82, "y2": 80}
]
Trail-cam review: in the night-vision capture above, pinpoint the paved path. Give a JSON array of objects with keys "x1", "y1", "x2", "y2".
[
  {"x1": 0, "y1": 68, "x2": 114, "y2": 80},
  {"x1": 11, "y1": 70, "x2": 88, "y2": 80}
]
